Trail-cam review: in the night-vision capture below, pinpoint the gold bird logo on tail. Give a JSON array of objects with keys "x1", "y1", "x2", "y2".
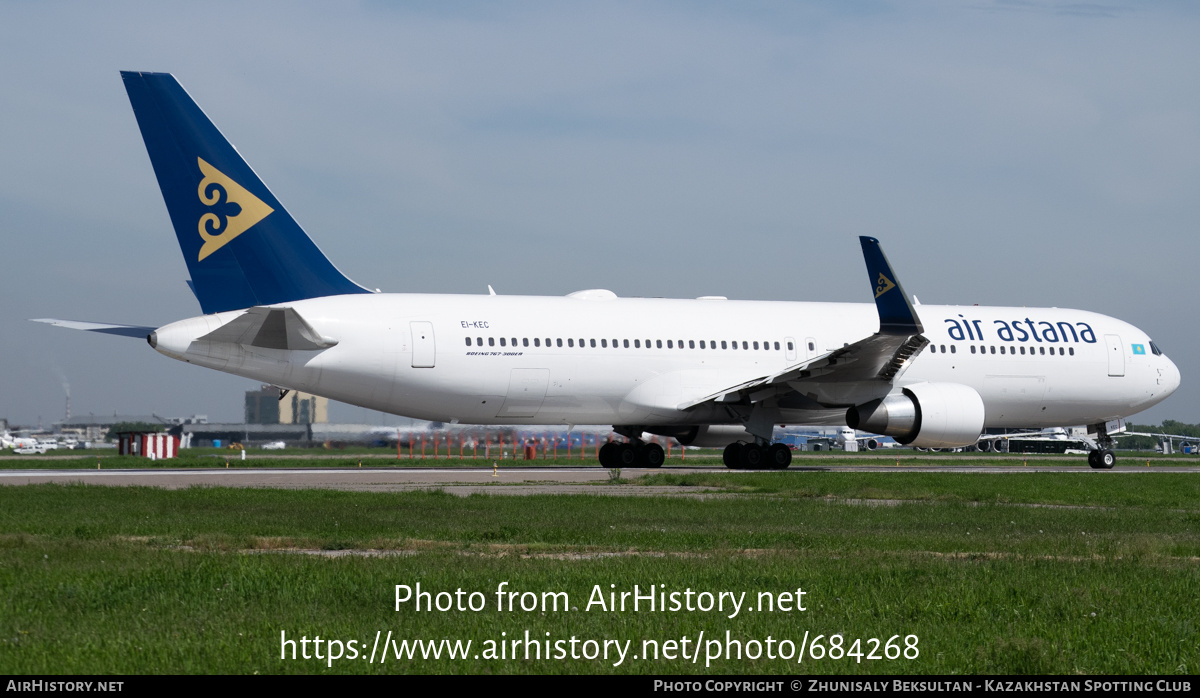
[
  {"x1": 196, "y1": 157, "x2": 274, "y2": 261},
  {"x1": 874, "y1": 272, "x2": 896, "y2": 298}
]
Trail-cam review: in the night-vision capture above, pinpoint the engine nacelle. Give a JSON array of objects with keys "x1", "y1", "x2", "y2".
[
  {"x1": 646, "y1": 425, "x2": 754, "y2": 448},
  {"x1": 846, "y1": 382, "x2": 985, "y2": 449}
]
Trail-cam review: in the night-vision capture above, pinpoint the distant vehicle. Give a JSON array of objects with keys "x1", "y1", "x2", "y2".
[
  {"x1": 6, "y1": 436, "x2": 39, "y2": 450},
  {"x1": 36, "y1": 439, "x2": 59, "y2": 450},
  {"x1": 261, "y1": 441, "x2": 287, "y2": 450},
  {"x1": 13, "y1": 446, "x2": 47, "y2": 455}
]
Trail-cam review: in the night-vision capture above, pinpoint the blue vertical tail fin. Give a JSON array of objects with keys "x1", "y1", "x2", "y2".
[{"x1": 121, "y1": 71, "x2": 370, "y2": 314}]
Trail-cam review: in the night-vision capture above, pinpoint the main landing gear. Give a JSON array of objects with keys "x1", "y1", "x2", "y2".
[
  {"x1": 722, "y1": 442, "x2": 792, "y2": 470},
  {"x1": 598, "y1": 440, "x2": 665, "y2": 468}
]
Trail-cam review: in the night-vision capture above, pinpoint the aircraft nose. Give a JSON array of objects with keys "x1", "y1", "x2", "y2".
[{"x1": 1164, "y1": 356, "x2": 1182, "y2": 395}]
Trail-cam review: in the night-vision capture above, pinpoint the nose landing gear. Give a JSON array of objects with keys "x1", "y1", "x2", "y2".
[
  {"x1": 1086, "y1": 422, "x2": 1118, "y2": 469},
  {"x1": 1087, "y1": 448, "x2": 1115, "y2": 470}
]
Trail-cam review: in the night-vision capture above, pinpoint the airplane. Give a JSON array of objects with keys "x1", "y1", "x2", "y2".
[{"x1": 33, "y1": 72, "x2": 1182, "y2": 471}]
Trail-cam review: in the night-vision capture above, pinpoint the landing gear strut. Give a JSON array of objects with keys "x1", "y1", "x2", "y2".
[
  {"x1": 1087, "y1": 422, "x2": 1117, "y2": 470},
  {"x1": 723, "y1": 442, "x2": 791, "y2": 470}
]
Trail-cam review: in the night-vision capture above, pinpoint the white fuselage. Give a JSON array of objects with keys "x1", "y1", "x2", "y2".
[{"x1": 151, "y1": 292, "x2": 1180, "y2": 429}]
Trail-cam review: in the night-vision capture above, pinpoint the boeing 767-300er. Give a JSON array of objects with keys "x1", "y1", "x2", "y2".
[{"x1": 34, "y1": 72, "x2": 1181, "y2": 470}]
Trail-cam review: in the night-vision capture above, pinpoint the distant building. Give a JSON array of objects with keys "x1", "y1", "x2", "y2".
[
  {"x1": 245, "y1": 385, "x2": 328, "y2": 425},
  {"x1": 57, "y1": 414, "x2": 174, "y2": 442}
]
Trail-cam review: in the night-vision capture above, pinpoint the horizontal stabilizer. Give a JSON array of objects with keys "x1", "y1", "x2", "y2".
[
  {"x1": 198, "y1": 306, "x2": 337, "y2": 351},
  {"x1": 31, "y1": 318, "x2": 155, "y2": 339}
]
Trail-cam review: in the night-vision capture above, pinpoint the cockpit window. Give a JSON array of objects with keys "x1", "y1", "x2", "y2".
[{"x1": 1150, "y1": 341, "x2": 1163, "y2": 356}]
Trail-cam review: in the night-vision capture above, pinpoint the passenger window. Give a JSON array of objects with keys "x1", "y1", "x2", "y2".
[
  {"x1": 689, "y1": 340, "x2": 695, "y2": 349},
  {"x1": 622, "y1": 339, "x2": 628, "y2": 348},
  {"x1": 667, "y1": 340, "x2": 673, "y2": 348},
  {"x1": 990, "y1": 346, "x2": 995, "y2": 355},
  {"x1": 774, "y1": 342, "x2": 780, "y2": 350},
  {"x1": 488, "y1": 337, "x2": 495, "y2": 347},
  {"x1": 1059, "y1": 347, "x2": 1065, "y2": 355},
  {"x1": 752, "y1": 341, "x2": 759, "y2": 350},
  {"x1": 999, "y1": 346, "x2": 1004, "y2": 354},
  {"x1": 477, "y1": 337, "x2": 483, "y2": 346},
  {"x1": 465, "y1": 337, "x2": 472, "y2": 346},
  {"x1": 635, "y1": 339, "x2": 641, "y2": 348},
  {"x1": 568, "y1": 338, "x2": 574, "y2": 347},
  {"x1": 970, "y1": 345, "x2": 976, "y2": 354},
  {"x1": 721, "y1": 341, "x2": 727, "y2": 350},
  {"x1": 950, "y1": 345, "x2": 956, "y2": 354},
  {"x1": 556, "y1": 338, "x2": 563, "y2": 347},
  {"x1": 711, "y1": 340, "x2": 717, "y2": 350},
  {"x1": 522, "y1": 338, "x2": 529, "y2": 347},
  {"x1": 500, "y1": 338, "x2": 507, "y2": 347},
  {"x1": 1069, "y1": 347, "x2": 1075, "y2": 356},
  {"x1": 699, "y1": 340, "x2": 706, "y2": 349},
  {"x1": 601, "y1": 339, "x2": 608, "y2": 348},
  {"x1": 590, "y1": 339, "x2": 596, "y2": 348},
  {"x1": 1039, "y1": 347, "x2": 1045, "y2": 355},
  {"x1": 534, "y1": 338, "x2": 540, "y2": 347},
  {"x1": 656, "y1": 340, "x2": 662, "y2": 348},
  {"x1": 787, "y1": 341, "x2": 794, "y2": 351}
]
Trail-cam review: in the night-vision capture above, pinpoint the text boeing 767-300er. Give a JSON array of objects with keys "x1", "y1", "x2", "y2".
[{"x1": 35, "y1": 72, "x2": 1181, "y2": 470}]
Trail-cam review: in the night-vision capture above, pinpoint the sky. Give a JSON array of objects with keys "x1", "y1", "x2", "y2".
[{"x1": 1, "y1": 1, "x2": 1197, "y2": 428}]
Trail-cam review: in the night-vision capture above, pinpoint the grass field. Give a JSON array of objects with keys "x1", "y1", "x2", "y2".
[{"x1": 1, "y1": 471, "x2": 1198, "y2": 674}]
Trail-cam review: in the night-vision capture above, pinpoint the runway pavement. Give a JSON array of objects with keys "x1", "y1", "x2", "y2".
[{"x1": 0, "y1": 463, "x2": 1196, "y2": 495}]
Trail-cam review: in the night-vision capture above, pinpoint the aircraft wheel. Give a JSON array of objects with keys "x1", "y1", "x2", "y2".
[
  {"x1": 1087, "y1": 449, "x2": 1116, "y2": 469},
  {"x1": 739, "y1": 443, "x2": 765, "y2": 469},
  {"x1": 617, "y1": 443, "x2": 638, "y2": 467},
  {"x1": 722, "y1": 443, "x2": 743, "y2": 469},
  {"x1": 598, "y1": 442, "x2": 619, "y2": 468},
  {"x1": 767, "y1": 443, "x2": 792, "y2": 469},
  {"x1": 641, "y1": 443, "x2": 665, "y2": 468}
]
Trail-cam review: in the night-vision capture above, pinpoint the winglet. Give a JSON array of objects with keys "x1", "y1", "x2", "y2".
[{"x1": 858, "y1": 236, "x2": 922, "y2": 335}]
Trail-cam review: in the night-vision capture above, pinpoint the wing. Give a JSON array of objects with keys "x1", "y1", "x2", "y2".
[
  {"x1": 679, "y1": 236, "x2": 928, "y2": 413},
  {"x1": 30, "y1": 318, "x2": 156, "y2": 339}
]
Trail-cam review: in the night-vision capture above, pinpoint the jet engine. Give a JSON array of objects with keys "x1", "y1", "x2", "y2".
[{"x1": 846, "y1": 382, "x2": 985, "y2": 449}]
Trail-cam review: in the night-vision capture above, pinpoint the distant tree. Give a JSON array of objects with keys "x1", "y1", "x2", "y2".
[{"x1": 105, "y1": 421, "x2": 166, "y2": 442}]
